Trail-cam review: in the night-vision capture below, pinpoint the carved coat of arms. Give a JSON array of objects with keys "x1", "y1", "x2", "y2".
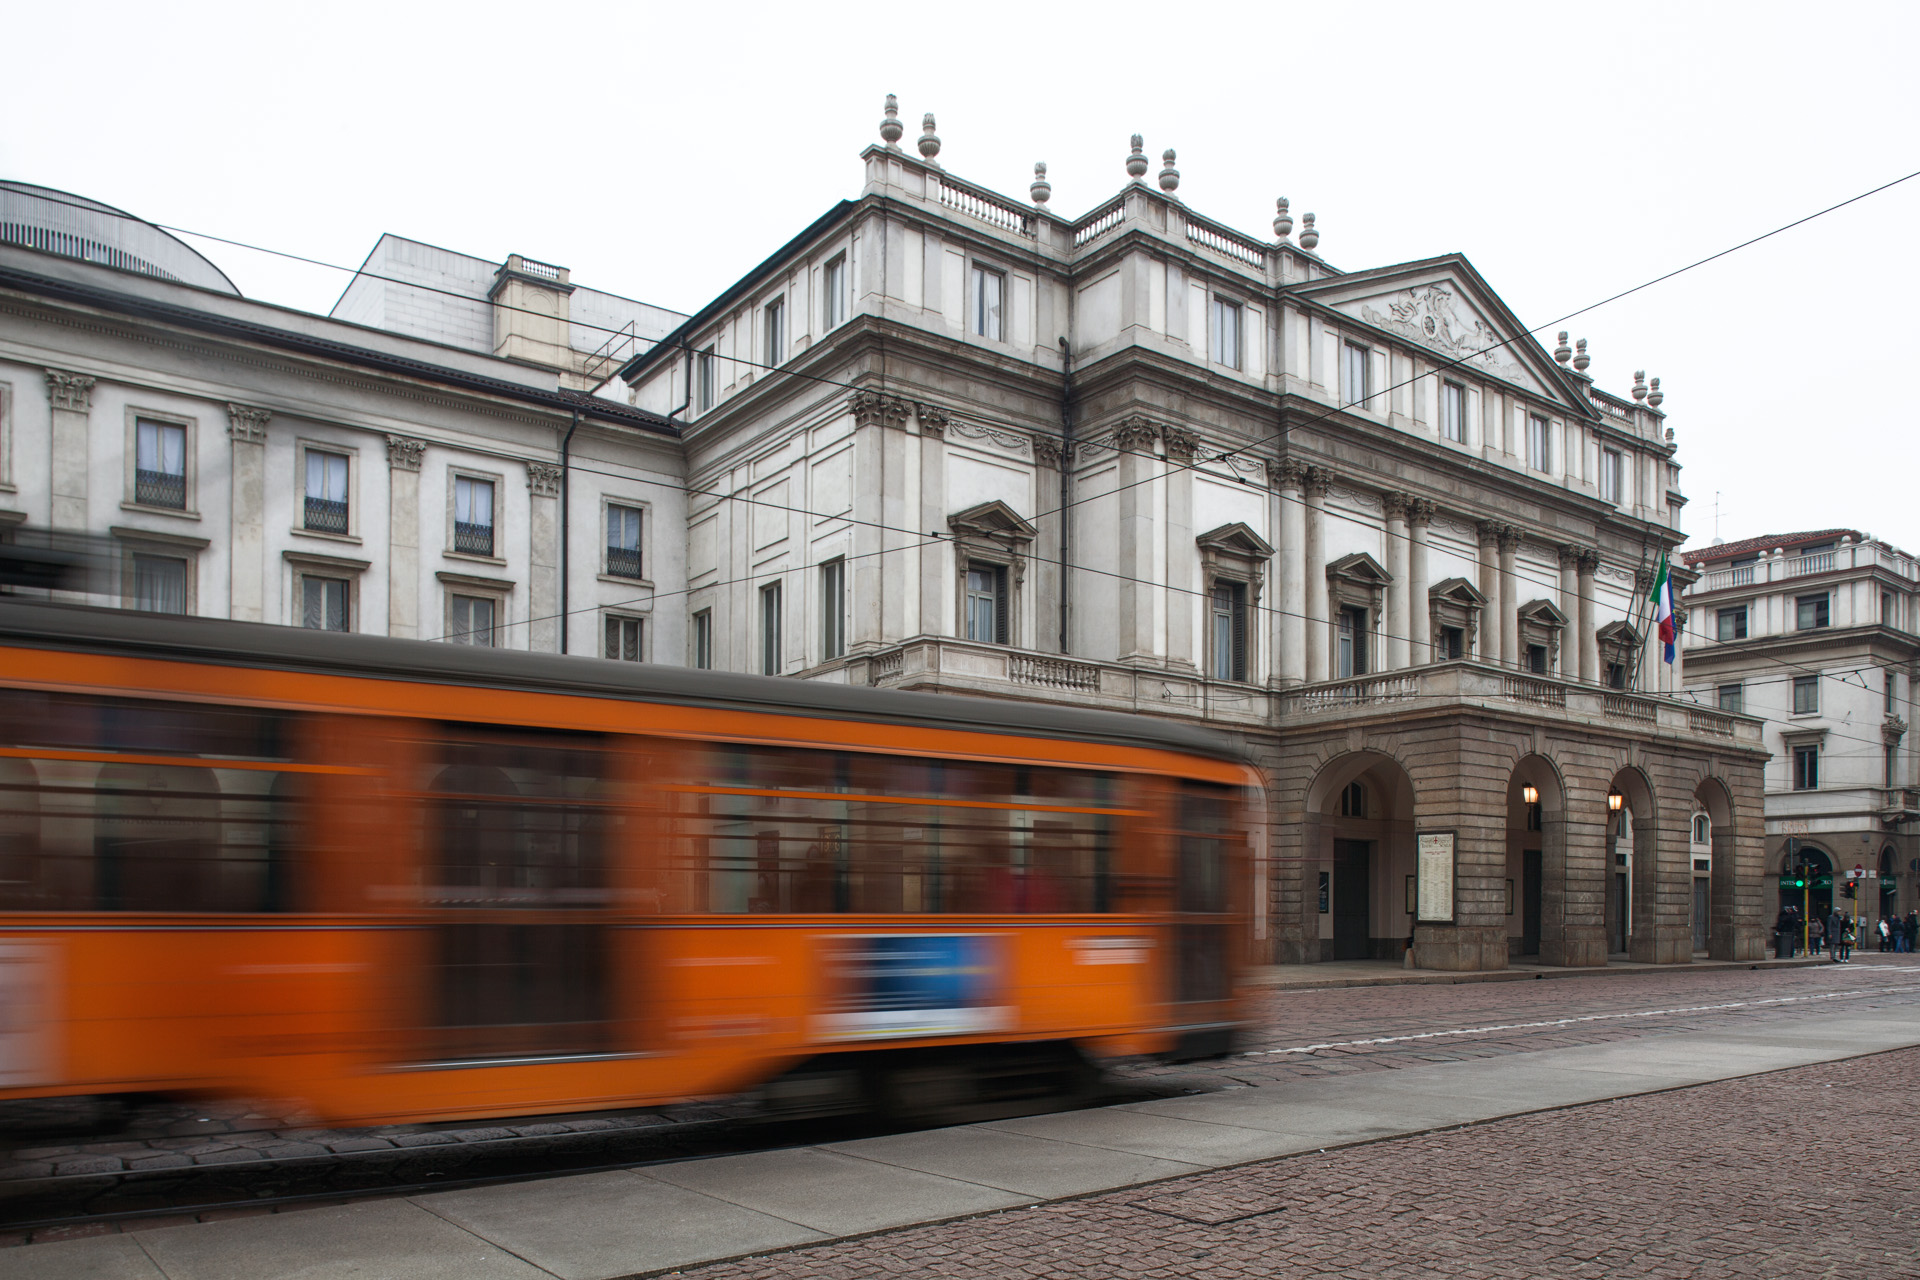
[{"x1": 1362, "y1": 285, "x2": 1522, "y2": 380}]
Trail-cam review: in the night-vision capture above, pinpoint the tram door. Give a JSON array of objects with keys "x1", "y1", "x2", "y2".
[
  {"x1": 1331, "y1": 840, "x2": 1371, "y2": 961},
  {"x1": 423, "y1": 729, "x2": 616, "y2": 1062}
]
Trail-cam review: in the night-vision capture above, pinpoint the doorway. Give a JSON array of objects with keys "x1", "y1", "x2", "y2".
[
  {"x1": 1692, "y1": 878, "x2": 1709, "y2": 953},
  {"x1": 1332, "y1": 839, "x2": 1371, "y2": 960},
  {"x1": 1607, "y1": 870, "x2": 1628, "y2": 955},
  {"x1": 1522, "y1": 849, "x2": 1543, "y2": 957}
]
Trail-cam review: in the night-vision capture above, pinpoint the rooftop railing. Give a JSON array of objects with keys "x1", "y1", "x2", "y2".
[{"x1": 933, "y1": 176, "x2": 1036, "y2": 238}]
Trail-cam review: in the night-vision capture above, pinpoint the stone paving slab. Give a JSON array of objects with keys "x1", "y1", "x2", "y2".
[{"x1": 9, "y1": 996, "x2": 1918, "y2": 1279}]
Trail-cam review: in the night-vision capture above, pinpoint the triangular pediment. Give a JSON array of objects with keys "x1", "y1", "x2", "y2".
[
  {"x1": 1288, "y1": 255, "x2": 1594, "y2": 418},
  {"x1": 1327, "y1": 551, "x2": 1392, "y2": 585},
  {"x1": 1518, "y1": 598, "x2": 1570, "y2": 626},
  {"x1": 948, "y1": 499, "x2": 1036, "y2": 540},
  {"x1": 1429, "y1": 576, "x2": 1487, "y2": 606},
  {"x1": 1596, "y1": 619, "x2": 1642, "y2": 646},
  {"x1": 1196, "y1": 522, "x2": 1275, "y2": 559}
]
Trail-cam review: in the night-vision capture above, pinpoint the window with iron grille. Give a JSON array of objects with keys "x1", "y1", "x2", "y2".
[
  {"x1": 965, "y1": 563, "x2": 1008, "y2": 645},
  {"x1": 304, "y1": 450, "x2": 349, "y2": 534},
  {"x1": 453, "y1": 476, "x2": 494, "y2": 557},
  {"x1": 300, "y1": 575, "x2": 349, "y2": 632},
  {"x1": 134, "y1": 420, "x2": 186, "y2": 509},
  {"x1": 1210, "y1": 581, "x2": 1247, "y2": 681},
  {"x1": 606, "y1": 504, "x2": 643, "y2": 579},
  {"x1": 820, "y1": 558, "x2": 846, "y2": 660},
  {"x1": 605, "y1": 615, "x2": 643, "y2": 662}
]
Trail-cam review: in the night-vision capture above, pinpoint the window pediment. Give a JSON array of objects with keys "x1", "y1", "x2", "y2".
[
  {"x1": 948, "y1": 499, "x2": 1036, "y2": 543},
  {"x1": 1429, "y1": 576, "x2": 1487, "y2": 607},
  {"x1": 1517, "y1": 598, "x2": 1569, "y2": 627},
  {"x1": 1327, "y1": 551, "x2": 1392, "y2": 587},
  {"x1": 1596, "y1": 620, "x2": 1642, "y2": 647},
  {"x1": 1196, "y1": 522, "x2": 1275, "y2": 561}
]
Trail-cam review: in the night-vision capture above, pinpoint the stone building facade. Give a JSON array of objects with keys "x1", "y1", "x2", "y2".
[
  {"x1": 1682, "y1": 530, "x2": 1918, "y2": 931},
  {"x1": 617, "y1": 106, "x2": 1768, "y2": 968}
]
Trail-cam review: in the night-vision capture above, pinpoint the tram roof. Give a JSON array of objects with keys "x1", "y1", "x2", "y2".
[{"x1": 0, "y1": 600, "x2": 1250, "y2": 767}]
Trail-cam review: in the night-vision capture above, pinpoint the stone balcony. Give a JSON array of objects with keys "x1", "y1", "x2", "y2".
[{"x1": 844, "y1": 637, "x2": 1761, "y2": 747}]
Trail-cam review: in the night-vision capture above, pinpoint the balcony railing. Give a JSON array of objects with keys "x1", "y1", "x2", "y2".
[
  {"x1": 135, "y1": 468, "x2": 185, "y2": 509},
  {"x1": 933, "y1": 176, "x2": 1035, "y2": 238},
  {"x1": 1699, "y1": 564, "x2": 1754, "y2": 592},
  {"x1": 453, "y1": 520, "x2": 494, "y2": 557},
  {"x1": 1008, "y1": 654, "x2": 1100, "y2": 693},
  {"x1": 605, "y1": 545, "x2": 642, "y2": 579},
  {"x1": 303, "y1": 496, "x2": 348, "y2": 535},
  {"x1": 1781, "y1": 552, "x2": 1834, "y2": 579},
  {"x1": 1072, "y1": 197, "x2": 1126, "y2": 248}
]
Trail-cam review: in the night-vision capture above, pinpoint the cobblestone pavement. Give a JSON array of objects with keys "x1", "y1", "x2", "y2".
[
  {"x1": 5, "y1": 956, "x2": 1917, "y2": 1241},
  {"x1": 683, "y1": 1044, "x2": 1920, "y2": 1280}
]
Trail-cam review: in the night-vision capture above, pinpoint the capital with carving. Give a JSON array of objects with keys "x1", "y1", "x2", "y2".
[
  {"x1": 45, "y1": 369, "x2": 95, "y2": 413},
  {"x1": 1496, "y1": 523, "x2": 1524, "y2": 553},
  {"x1": 1304, "y1": 465, "x2": 1335, "y2": 497},
  {"x1": 914, "y1": 401, "x2": 949, "y2": 437},
  {"x1": 527, "y1": 462, "x2": 564, "y2": 497},
  {"x1": 1162, "y1": 426, "x2": 1201, "y2": 463},
  {"x1": 386, "y1": 435, "x2": 426, "y2": 472},
  {"x1": 1477, "y1": 519, "x2": 1502, "y2": 549},
  {"x1": 1407, "y1": 497, "x2": 1436, "y2": 527},
  {"x1": 226, "y1": 404, "x2": 271, "y2": 444},
  {"x1": 1382, "y1": 491, "x2": 1412, "y2": 522},
  {"x1": 1558, "y1": 544, "x2": 1583, "y2": 570},
  {"x1": 1884, "y1": 715, "x2": 1908, "y2": 746},
  {"x1": 1111, "y1": 415, "x2": 1160, "y2": 454},
  {"x1": 1032, "y1": 432, "x2": 1069, "y2": 469},
  {"x1": 1274, "y1": 457, "x2": 1309, "y2": 491},
  {"x1": 1577, "y1": 549, "x2": 1601, "y2": 575},
  {"x1": 851, "y1": 389, "x2": 911, "y2": 430}
]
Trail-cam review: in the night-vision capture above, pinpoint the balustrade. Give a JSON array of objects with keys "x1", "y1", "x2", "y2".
[
  {"x1": 1009, "y1": 654, "x2": 1100, "y2": 692},
  {"x1": 1183, "y1": 217, "x2": 1266, "y2": 269},
  {"x1": 934, "y1": 178, "x2": 1035, "y2": 237},
  {"x1": 1072, "y1": 199, "x2": 1126, "y2": 248}
]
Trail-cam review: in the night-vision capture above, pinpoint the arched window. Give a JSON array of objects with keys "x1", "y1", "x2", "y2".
[
  {"x1": 1692, "y1": 814, "x2": 1711, "y2": 845},
  {"x1": 1340, "y1": 781, "x2": 1367, "y2": 819}
]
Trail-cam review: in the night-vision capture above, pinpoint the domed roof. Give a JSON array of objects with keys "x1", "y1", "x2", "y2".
[{"x1": 0, "y1": 181, "x2": 239, "y2": 294}]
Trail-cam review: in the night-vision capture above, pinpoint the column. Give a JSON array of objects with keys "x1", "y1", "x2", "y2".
[
  {"x1": 226, "y1": 405, "x2": 271, "y2": 623},
  {"x1": 1577, "y1": 551, "x2": 1599, "y2": 682},
  {"x1": 387, "y1": 435, "x2": 425, "y2": 638},
  {"x1": 1164, "y1": 428, "x2": 1198, "y2": 671},
  {"x1": 1303, "y1": 467, "x2": 1331, "y2": 680},
  {"x1": 1116, "y1": 418, "x2": 1160, "y2": 663},
  {"x1": 1498, "y1": 525, "x2": 1521, "y2": 669},
  {"x1": 1383, "y1": 492, "x2": 1410, "y2": 669},
  {"x1": 1477, "y1": 521, "x2": 1500, "y2": 664},
  {"x1": 1408, "y1": 499, "x2": 1434, "y2": 663},
  {"x1": 1276, "y1": 461, "x2": 1307, "y2": 684},
  {"x1": 45, "y1": 370, "x2": 95, "y2": 532},
  {"x1": 918, "y1": 406, "x2": 949, "y2": 640},
  {"x1": 849, "y1": 391, "x2": 908, "y2": 652},
  {"x1": 527, "y1": 463, "x2": 562, "y2": 653},
  {"x1": 1636, "y1": 570, "x2": 1660, "y2": 692}
]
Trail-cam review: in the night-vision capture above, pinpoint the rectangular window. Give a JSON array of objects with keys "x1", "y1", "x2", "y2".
[
  {"x1": 1793, "y1": 745, "x2": 1819, "y2": 791},
  {"x1": 1796, "y1": 593, "x2": 1830, "y2": 630},
  {"x1": 134, "y1": 419, "x2": 187, "y2": 509},
  {"x1": 1600, "y1": 449, "x2": 1623, "y2": 503},
  {"x1": 1337, "y1": 606, "x2": 1369, "y2": 678},
  {"x1": 304, "y1": 449, "x2": 349, "y2": 534},
  {"x1": 1888, "y1": 671, "x2": 1899, "y2": 714},
  {"x1": 1606, "y1": 662, "x2": 1627, "y2": 690},
  {"x1": 1527, "y1": 414, "x2": 1551, "y2": 473},
  {"x1": 605, "y1": 615, "x2": 643, "y2": 662},
  {"x1": 823, "y1": 255, "x2": 848, "y2": 330},
  {"x1": 1717, "y1": 683, "x2": 1743, "y2": 714},
  {"x1": 696, "y1": 346, "x2": 717, "y2": 413},
  {"x1": 1210, "y1": 581, "x2": 1247, "y2": 682},
  {"x1": 965, "y1": 562, "x2": 1009, "y2": 645},
  {"x1": 448, "y1": 594, "x2": 496, "y2": 646},
  {"x1": 1792, "y1": 675, "x2": 1819, "y2": 715},
  {"x1": 763, "y1": 296, "x2": 785, "y2": 367},
  {"x1": 1440, "y1": 626, "x2": 1464, "y2": 660},
  {"x1": 972, "y1": 264, "x2": 1004, "y2": 340},
  {"x1": 1209, "y1": 297, "x2": 1241, "y2": 370},
  {"x1": 1883, "y1": 591, "x2": 1896, "y2": 626},
  {"x1": 1527, "y1": 644, "x2": 1548, "y2": 675},
  {"x1": 300, "y1": 575, "x2": 349, "y2": 632},
  {"x1": 1341, "y1": 342, "x2": 1370, "y2": 409},
  {"x1": 1716, "y1": 606, "x2": 1747, "y2": 641},
  {"x1": 453, "y1": 476, "x2": 495, "y2": 557},
  {"x1": 131, "y1": 553, "x2": 187, "y2": 614},
  {"x1": 760, "y1": 582, "x2": 782, "y2": 675},
  {"x1": 606, "y1": 504, "x2": 643, "y2": 579},
  {"x1": 692, "y1": 609, "x2": 713, "y2": 670},
  {"x1": 820, "y1": 558, "x2": 846, "y2": 660},
  {"x1": 1439, "y1": 381, "x2": 1465, "y2": 443}
]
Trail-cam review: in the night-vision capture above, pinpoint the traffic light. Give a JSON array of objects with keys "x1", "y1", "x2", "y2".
[{"x1": 1843, "y1": 880, "x2": 1857, "y2": 900}]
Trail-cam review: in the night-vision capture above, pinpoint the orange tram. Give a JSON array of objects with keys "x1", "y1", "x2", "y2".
[{"x1": 0, "y1": 600, "x2": 1257, "y2": 1129}]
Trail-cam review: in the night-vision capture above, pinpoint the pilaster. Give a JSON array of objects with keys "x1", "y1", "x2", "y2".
[
  {"x1": 916, "y1": 403, "x2": 948, "y2": 641},
  {"x1": 226, "y1": 404, "x2": 272, "y2": 623},
  {"x1": 387, "y1": 435, "x2": 425, "y2": 638},
  {"x1": 1497, "y1": 524, "x2": 1521, "y2": 668},
  {"x1": 1275, "y1": 460, "x2": 1307, "y2": 685},
  {"x1": 1163, "y1": 427, "x2": 1199, "y2": 671},
  {"x1": 45, "y1": 369, "x2": 94, "y2": 532},
  {"x1": 1115, "y1": 417, "x2": 1160, "y2": 663},
  {"x1": 1383, "y1": 492, "x2": 1411, "y2": 670},
  {"x1": 527, "y1": 462, "x2": 562, "y2": 653},
  {"x1": 1576, "y1": 550, "x2": 1600, "y2": 682},
  {"x1": 1303, "y1": 467, "x2": 1330, "y2": 680},
  {"x1": 1407, "y1": 499, "x2": 1434, "y2": 664}
]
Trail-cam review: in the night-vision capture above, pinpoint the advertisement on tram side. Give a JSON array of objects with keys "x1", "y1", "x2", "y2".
[{"x1": 814, "y1": 933, "x2": 1010, "y2": 1041}]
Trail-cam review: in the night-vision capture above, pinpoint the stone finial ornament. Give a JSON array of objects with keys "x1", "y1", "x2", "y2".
[
  {"x1": 1554, "y1": 332, "x2": 1572, "y2": 364},
  {"x1": 1159, "y1": 149, "x2": 1179, "y2": 193},
  {"x1": 1030, "y1": 162, "x2": 1051, "y2": 206},
  {"x1": 880, "y1": 95, "x2": 904, "y2": 146},
  {"x1": 1273, "y1": 197, "x2": 1293, "y2": 239},
  {"x1": 1665, "y1": 427, "x2": 1675, "y2": 442},
  {"x1": 1572, "y1": 338, "x2": 1591, "y2": 372},
  {"x1": 1647, "y1": 377, "x2": 1663, "y2": 408},
  {"x1": 918, "y1": 113, "x2": 941, "y2": 161},
  {"x1": 1298, "y1": 213, "x2": 1319, "y2": 251},
  {"x1": 1632, "y1": 370, "x2": 1648, "y2": 401},
  {"x1": 1126, "y1": 135, "x2": 1149, "y2": 179}
]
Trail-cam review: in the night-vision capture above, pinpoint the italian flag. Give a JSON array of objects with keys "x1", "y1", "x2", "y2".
[{"x1": 1650, "y1": 553, "x2": 1677, "y2": 664}]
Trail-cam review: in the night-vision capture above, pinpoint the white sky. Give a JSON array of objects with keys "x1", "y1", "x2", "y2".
[{"x1": 6, "y1": 0, "x2": 1917, "y2": 553}]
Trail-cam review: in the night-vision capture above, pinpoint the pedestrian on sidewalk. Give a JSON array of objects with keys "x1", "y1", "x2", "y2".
[
  {"x1": 1904, "y1": 912, "x2": 1918, "y2": 953},
  {"x1": 1838, "y1": 915, "x2": 1854, "y2": 963},
  {"x1": 1775, "y1": 906, "x2": 1798, "y2": 959},
  {"x1": 1879, "y1": 917, "x2": 1892, "y2": 952},
  {"x1": 1808, "y1": 914, "x2": 1824, "y2": 959}
]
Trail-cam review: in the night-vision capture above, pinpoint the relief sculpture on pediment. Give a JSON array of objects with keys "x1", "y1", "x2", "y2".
[{"x1": 1361, "y1": 284, "x2": 1525, "y2": 382}]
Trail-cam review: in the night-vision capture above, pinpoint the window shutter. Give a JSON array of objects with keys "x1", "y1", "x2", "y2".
[
  {"x1": 994, "y1": 566, "x2": 1009, "y2": 646},
  {"x1": 1230, "y1": 584, "x2": 1247, "y2": 682}
]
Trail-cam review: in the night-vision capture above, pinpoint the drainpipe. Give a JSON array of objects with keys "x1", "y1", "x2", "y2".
[
  {"x1": 559, "y1": 406, "x2": 580, "y2": 654},
  {"x1": 1058, "y1": 336, "x2": 1074, "y2": 655}
]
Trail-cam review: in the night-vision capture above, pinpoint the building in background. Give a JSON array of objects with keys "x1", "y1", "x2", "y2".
[{"x1": 1682, "y1": 530, "x2": 1918, "y2": 929}]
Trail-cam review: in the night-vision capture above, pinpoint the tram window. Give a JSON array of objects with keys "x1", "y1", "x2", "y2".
[
  {"x1": 685, "y1": 746, "x2": 1118, "y2": 915},
  {"x1": 1174, "y1": 782, "x2": 1236, "y2": 1004},
  {"x1": 0, "y1": 688, "x2": 287, "y2": 758},
  {"x1": 425, "y1": 730, "x2": 612, "y2": 906}
]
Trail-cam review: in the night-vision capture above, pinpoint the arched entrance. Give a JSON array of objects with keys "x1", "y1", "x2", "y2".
[
  {"x1": 1604, "y1": 768, "x2": 1656, "y2": 962},
  {"x1": 1507, "y1": 756, "x2": 1566, "y2": 962},
  {"x1": 1305, "y1": 753, "x2": 1416, "y2": 962},
  {"x1": 1694, "y1": 778, "x2": 1736, "y2": 960},
  {"x1": 1780, "y1": 843, "x2": 1834, "y2": 946}
]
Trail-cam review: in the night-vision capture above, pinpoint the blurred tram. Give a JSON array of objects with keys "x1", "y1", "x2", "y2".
[{"x1": 0, "y1": 600, "x2": 1256, "y2": 1127}]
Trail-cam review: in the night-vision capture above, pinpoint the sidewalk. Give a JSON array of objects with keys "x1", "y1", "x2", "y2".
[
  {"x1": 12, "y1": 1000, "x2": 1917, "y2": 1280},
  {"x1": 1245, "y1": 954, "x2": 1825, "y2": 990}
]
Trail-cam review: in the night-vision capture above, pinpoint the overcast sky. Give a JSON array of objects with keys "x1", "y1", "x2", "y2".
[{"x1": 7, "y1": 1, "x2": 1916, "y2": 553}]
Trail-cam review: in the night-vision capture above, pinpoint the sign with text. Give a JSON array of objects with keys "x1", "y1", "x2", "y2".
[
  {"x1": 815, "y1": 933, "x2": 1009, "y2": 1042},
  {"x1": 1416, "y1": 832, "x2": 1456, "y2": 923}
]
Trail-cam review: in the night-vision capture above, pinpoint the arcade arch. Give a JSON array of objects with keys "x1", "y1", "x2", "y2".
[
  {"x1": 1305, "y1": 753, "x2": 1416, "y2": 962},
  {"x1": 1604, "y1": 767, "x2": 1657, "y2": 961},
  {"x1": 1505, "y1": 755, "x2": 1565, "y2": 962},
  {"x1": 1693, "y1": 777, "x2": 1735, "y2": 960}
]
